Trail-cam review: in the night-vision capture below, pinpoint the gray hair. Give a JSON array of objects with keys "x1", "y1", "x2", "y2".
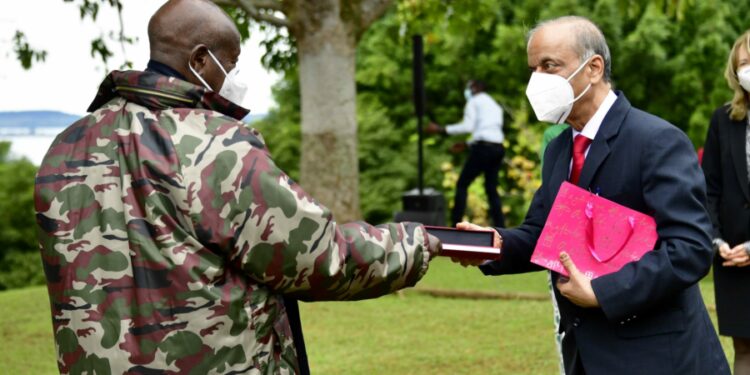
[{"x1": 527, "y1": 16, "x2": 612, "y2": 82}]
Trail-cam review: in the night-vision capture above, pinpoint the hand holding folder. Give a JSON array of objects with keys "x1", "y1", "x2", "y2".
[
  {"x1": 531, "y1": 182, "x2": 658, "y2": 279},
  {"x1": 426, "y1": 224, "x2": 501, "y2": 261}
]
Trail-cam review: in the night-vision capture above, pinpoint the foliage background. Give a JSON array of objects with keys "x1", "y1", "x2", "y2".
[
  {"x1": 0, "y1": 142, "x2": 44, "y2": 290},
  {"x1": 1, "y1": 1, "x2": 747, "y2": 373},
  {"x1": 255, "y1": 0, "x2": 750, "y2": 228},
  {"x1": 3, "y1": 0, "x2": 750, "y2": 287}
]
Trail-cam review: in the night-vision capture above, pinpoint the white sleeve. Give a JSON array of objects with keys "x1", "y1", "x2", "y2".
[{"x1": 445, "y1": 100, "x2": 476, "y2": 135}]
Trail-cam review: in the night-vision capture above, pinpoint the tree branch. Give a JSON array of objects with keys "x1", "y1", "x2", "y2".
[
  {"x1": 249, "y1": 12, "x2": 288, "y2": 28},
  {"x1": 359, "y1": 0, "x2": 393, "y2": 29},
  {"x1": 213, "y1": 0, "x2": 288, "y2": 28},
  {"x1": 252, "y1": 0, "x2": 283, "y2": 11}
]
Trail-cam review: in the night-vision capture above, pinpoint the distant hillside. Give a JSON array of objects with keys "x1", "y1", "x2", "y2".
[
  {"x1": 0, "y1": 111, "x2": 266, "y2": 129},
  {"x1": 0, "y1": 111, "x2": 80, "y2": 128},
  {"x1": 244, "y1": 113, "x2": 267, "y2": 123}
]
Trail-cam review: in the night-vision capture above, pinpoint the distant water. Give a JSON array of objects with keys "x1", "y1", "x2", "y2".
[
  {"x1": 0, "y1": 111, "x2": 79, "y2": 166},
  {"x1": 0, "y1": 130, "x2": 64, "y2": 165},
  {"x1": 0, "y1": 111, "x2": 266, "y2": 166}
]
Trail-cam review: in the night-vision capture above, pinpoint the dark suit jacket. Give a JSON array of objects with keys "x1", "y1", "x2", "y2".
[
  {"x1": 702, "y1": 105, "x2": 750, "y2": 245},
  {"x1": 480, "y1": 92, "x2": 729, "y2": 374}
]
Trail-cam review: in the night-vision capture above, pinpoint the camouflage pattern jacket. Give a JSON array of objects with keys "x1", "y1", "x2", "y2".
[{"x1": 35, "y1": 70, "x2": 434, "y2": 374}]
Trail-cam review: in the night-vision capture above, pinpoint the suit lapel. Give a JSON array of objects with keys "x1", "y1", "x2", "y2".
[
  {"x1": 728, "y1": 118, "x2": 750, "y2": 202},
  {"x1": 578, "y1": 92, "x2": 630, "y2": 189},
  {"x1": 548, "y1": 129, "x2": 572, "y2": 196},
  {"x1": 578, "y1": 137, "x2": 610, "y2": 189}
]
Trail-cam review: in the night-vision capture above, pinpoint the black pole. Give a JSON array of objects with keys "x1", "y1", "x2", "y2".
[
  {"x1": 412, "y1": 34, "x2": 425, "y2": 196},
  {"x1": 283, "y1": 296, "x2": 309, "y2": 374}
]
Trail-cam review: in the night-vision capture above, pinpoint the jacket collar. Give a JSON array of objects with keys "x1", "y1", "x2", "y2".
[
  {"x1": 145, "y1": 59, "x2": 187, "y2": 81},
  {"x1": 576, "y1": 90, "x2": 631, "y2": 188},
  {"x1": 86, "y1": 70, "x2": 250, "y2": 121},
  {"x1": 547, "y1": 91, "x2": 631, "y2": 192}
]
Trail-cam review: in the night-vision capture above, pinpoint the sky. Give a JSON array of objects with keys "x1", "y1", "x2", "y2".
[{"x1": 0, "y1": 0, "x2": 280, "y2": 116}]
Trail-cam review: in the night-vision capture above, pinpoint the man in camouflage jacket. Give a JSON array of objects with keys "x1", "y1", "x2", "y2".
[{"x1": 34, "y1": 1, "x2": 441, "y2": 373}]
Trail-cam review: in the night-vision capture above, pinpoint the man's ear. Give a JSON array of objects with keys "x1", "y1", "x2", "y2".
[
  {"x1": 588, "y1": 55, "x2": 605, "y2": 84},
  {"x1": 189, "y1": 44, "x2": 210, "y2": 75}
]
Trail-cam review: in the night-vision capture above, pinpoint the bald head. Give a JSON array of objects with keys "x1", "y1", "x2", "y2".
[
  {"x1": 527, "y1": 16, "x2": 612, "y2": 82},
  {"x1": 148, "y1": 0, "x2": 241, "y2": 90},
  {"x1": 149, "y1": 0, "x2": 239, "y2": 61}
]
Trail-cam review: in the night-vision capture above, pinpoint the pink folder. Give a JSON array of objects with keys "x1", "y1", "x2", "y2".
[{"x1": 530, "y1": 182, "x2": 658, "y2": 279}]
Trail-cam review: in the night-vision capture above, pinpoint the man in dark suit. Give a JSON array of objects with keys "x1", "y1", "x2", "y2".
[{"x1": 459, "y1": 16, "x2": 730, "y2": 374}]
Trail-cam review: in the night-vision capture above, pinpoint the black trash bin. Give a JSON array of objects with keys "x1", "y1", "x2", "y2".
[{"x1": 394, "y1": 188, "x2": 446, "y2": 226}]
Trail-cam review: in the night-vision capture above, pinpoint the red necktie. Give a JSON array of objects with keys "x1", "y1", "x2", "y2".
[{"x1": 570, "y1": 135, "x2": 592, "y2": 185}]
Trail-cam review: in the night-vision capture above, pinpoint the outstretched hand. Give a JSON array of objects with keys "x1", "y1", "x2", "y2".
[
  {"x1": 425, "y1": 122, "x2": 445, "y2": 135},
  {"x1": 449, "y1": 221, "x2": 502, "y2": 267},
  {"x1": 556, "y1": 252, "x2": 599, "y2": 308},
  {"x1": 426, "y1": 233, "x2": 442, "y2": 259},
  {"x1": 449, "y1": 142, "x2": 467, "y2": 154}
]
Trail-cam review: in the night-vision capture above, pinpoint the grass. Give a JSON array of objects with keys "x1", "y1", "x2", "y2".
[
  {"x1": 0, "y1": 259, "x2": 734, "y2": 374},
  {"x1": 0, "y1": 286, "x2": 59, "y2": 374}
]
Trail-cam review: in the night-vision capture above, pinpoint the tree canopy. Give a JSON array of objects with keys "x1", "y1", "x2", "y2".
[
  {"x1": 6, "y1": 0, "x2": 750, "y2": 290},
  {"x1": 255, "y1": 0, "x2": 750, "y2": 225},
  {"x1": 0, "y1": 143, "x2": 43, "y2": 290}
]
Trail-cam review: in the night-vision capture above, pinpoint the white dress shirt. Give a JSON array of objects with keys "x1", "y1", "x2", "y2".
[
  {"x1": 446, "y1": 92, "x2": 504, "y2": 144},
  {"x1": 569, "y1": 90, "x2": 618, "y2": 180}
]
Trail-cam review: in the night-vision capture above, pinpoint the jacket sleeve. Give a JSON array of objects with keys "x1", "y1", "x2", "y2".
[
  {"x1": 701, "y1": 108, "x2": 724, "y2": 239},
  {"x1": 479, "y1": 139, "x2": 558, "y2": 276},
  {"x1": 479, "y1": 182, "x2": 547, "y2": 275},
  {"x1": 591, "y1": 125, "x2": 714, "y2": 323},
  {"x1": 446, "y1": 101, "x2": 477, "y2": 135},
  {"x1": 190, "y1": 125, "x2": 433, "y2": 302}
]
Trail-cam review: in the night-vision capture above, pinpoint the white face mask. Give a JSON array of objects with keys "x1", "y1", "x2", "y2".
[
  {"x1": 525, "y1": 57, "x2": 593, "y2": 124},
  {"x1": 464, "y1": 88, "x2": 473, "y2": 101},
  {"x1": 188, "y1": 49, "x2": 248, "y2": 105},
  {"x1": 738, "y1": 66, "x2": 750, "y2": 92}
]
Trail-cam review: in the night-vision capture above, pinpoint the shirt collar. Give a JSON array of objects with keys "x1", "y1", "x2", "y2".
[
  {"x1": 572, "y1": 90, "x2": 617, "y2": 140},
  {"x1": 87, "y1": 70, "x2": 250, "y2": 121},
  {"x1": 145, "y1": 59, "x2": 187, "y2": 81}
]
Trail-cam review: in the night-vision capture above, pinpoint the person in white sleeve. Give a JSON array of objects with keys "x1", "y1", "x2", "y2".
[{"x1": 427, "y1": 80, "x2": 506, "y2": 227}]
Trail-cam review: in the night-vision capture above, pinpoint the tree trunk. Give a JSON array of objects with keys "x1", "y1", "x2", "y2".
[{"x1": 295, "y1": 10, "x2": 361, "y2": 222}]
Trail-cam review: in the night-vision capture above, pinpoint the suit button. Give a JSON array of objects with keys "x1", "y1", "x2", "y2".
[{"x1": 573, "y1": 318, "x2": 581, "y2": 327}]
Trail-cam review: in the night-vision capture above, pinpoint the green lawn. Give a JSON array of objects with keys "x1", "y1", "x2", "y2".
[
  {"x1": 0, "y1": 286, "x2": 59, "y2": 374},
  {"x1": 0, "y1": 259, "x2": 734, "y2": 374}
]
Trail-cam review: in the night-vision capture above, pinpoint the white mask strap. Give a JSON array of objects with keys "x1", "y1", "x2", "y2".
[
  {"x1": 206, "y1": 49, "x2": 229, "y2": 76},
  {"x1": 573, "y1": 83, "x2": 592, "y2": 102},
  {"x1": 566, "y1": 55, "x2": 594, "y2": 82},
  {"x1": 566, "y1": 56, "x2": 594, "y2": 105},
  {"x1": 188, "y1": 62, "x2": 213, "y2": 91}
]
